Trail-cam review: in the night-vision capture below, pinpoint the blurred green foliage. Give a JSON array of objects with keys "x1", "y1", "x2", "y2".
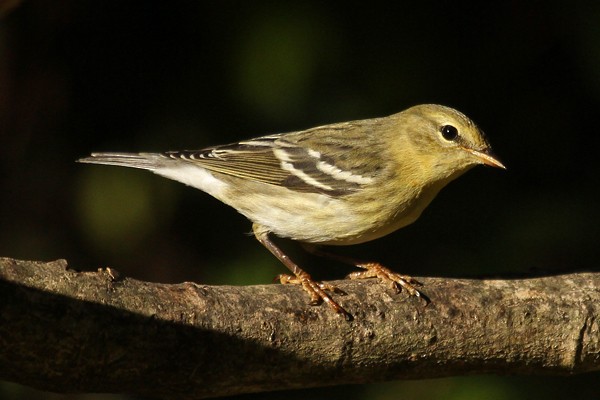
[{"x1": 1, "y1": 1, "x2": 599, "y2": 399}]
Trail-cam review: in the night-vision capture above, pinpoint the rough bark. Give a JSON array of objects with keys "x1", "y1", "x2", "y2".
[{"x1": 0, "y1": 257, "x2": 598, "y2": 399}]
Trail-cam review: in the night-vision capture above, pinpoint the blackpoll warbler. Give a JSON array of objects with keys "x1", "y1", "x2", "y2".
[{"x1": 79, "y1": 104, "x2": 505, "y2": 319}]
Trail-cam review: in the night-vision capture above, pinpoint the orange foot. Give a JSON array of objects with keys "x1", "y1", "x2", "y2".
[
  {"x1": 348, "y1": 262, "x2": 429, "y2": 304},
  {"x1": 276, "y1": 272, "x2": 351, "y2": 320}
]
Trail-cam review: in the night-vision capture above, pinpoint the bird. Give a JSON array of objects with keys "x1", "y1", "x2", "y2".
[{"x1": 78, "y1": 104, "x2": 505, "y2": 319}]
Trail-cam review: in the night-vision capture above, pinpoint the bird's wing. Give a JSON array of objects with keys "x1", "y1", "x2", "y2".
[{"x1": 162, "y1": 129, "x2": 380, "y2": 197}]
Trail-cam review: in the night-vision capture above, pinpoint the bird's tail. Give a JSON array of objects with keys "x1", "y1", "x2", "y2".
[{"x1": 77, "y1": 152, "x2": 165, "y2": 171}]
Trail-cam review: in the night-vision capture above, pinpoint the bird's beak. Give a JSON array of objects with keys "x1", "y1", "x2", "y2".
[{"x1": 464, "y1": 148, "x2": 506, "y2": 169}]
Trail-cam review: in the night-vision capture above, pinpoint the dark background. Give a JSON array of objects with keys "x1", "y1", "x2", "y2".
[{"x1": 1, "y1": 1, "x2": 599, "y2": 399}]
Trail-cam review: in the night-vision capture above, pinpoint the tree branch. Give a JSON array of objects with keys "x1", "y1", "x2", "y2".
[{"x1": 0, "y1": 257, "x2": 598, "y2": 398}]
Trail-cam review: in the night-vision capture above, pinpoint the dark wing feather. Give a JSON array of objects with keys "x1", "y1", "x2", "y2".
[{"x1": 161, "y1": 135, "x2": 289, "y2": 186}]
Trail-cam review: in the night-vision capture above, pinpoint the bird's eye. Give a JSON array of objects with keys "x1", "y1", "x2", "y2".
[{"x1": 440, "y1": 125, "x2": 459, "y2": 141}]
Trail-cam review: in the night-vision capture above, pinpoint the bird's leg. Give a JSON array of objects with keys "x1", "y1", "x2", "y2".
[
  {"x1": 253, "y1": 224, "x2": 351, "y2": 320},
  {"x1": 302, "y1": 244, "x2": 428, "y2": 303}
]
